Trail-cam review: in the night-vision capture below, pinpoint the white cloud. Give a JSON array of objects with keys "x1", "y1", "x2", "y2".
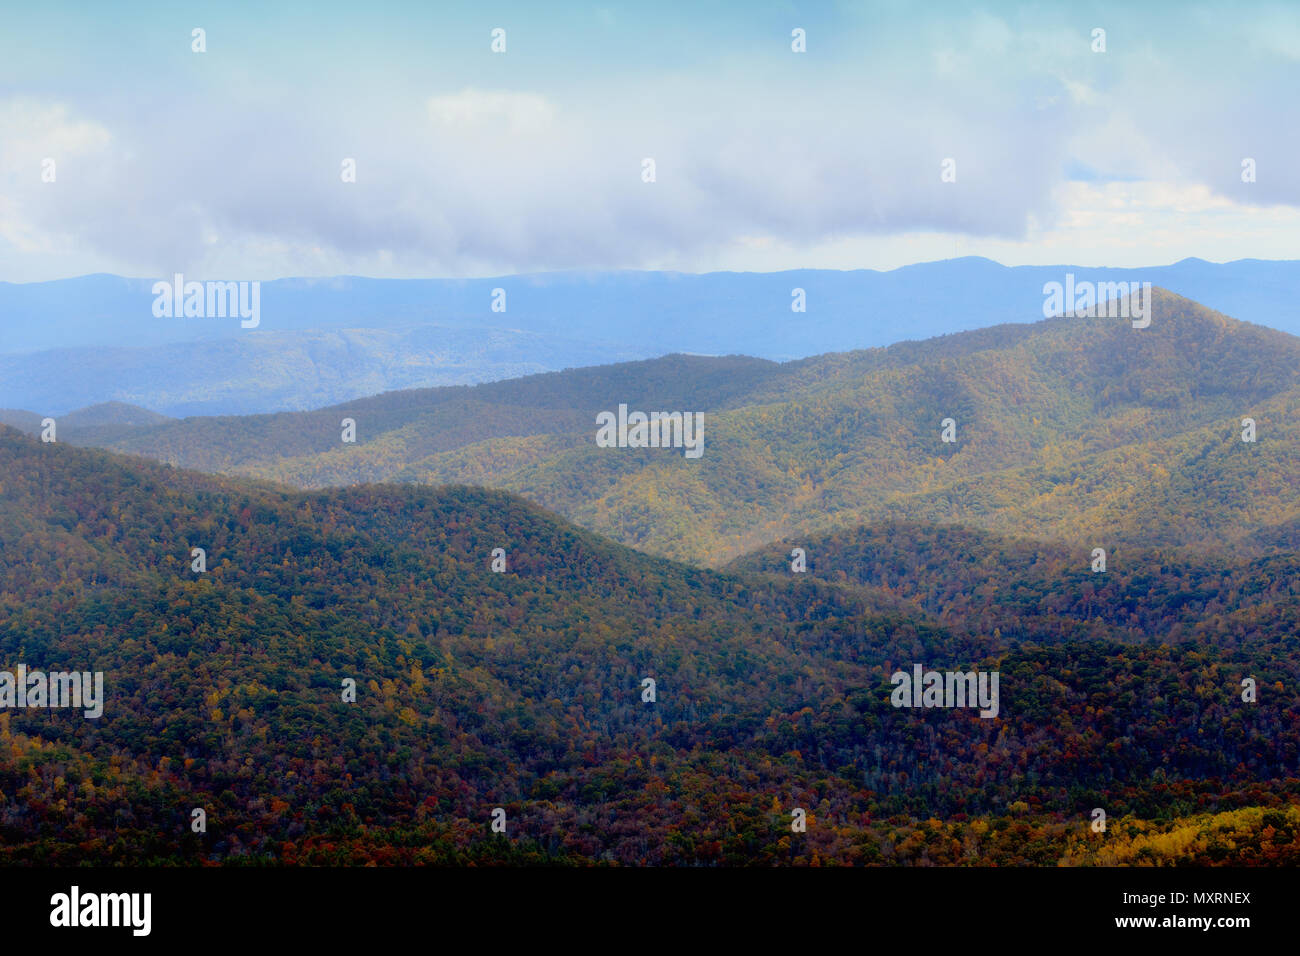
[
  {"x1": 0, "y1": 99, "x2": 112, "y2": 171},
  {"x1": 0, "y1": 99, "x2": 114, "y2": 254},
  {"x1": 427, "y1": 89, "x2": 556, "y2": 134},
  {"x1": 2, "y1": 3, "x2": 1300, "y2": 283}
]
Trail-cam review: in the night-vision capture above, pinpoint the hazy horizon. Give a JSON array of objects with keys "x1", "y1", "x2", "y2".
[{"x1": 7, "y1": 252, "x2": 1300, "y2": 287}]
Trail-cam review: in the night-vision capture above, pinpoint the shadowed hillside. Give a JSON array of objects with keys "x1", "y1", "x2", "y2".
[{"x1": 1, "y1": 426, "x2": 1298, "y2": 865}]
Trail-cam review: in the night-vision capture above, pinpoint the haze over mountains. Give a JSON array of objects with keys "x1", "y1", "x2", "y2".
[
  {"x1": 32, "y1": 287, "x2": 1300, "y2": 568},
  {"x1": 4, "y1": 257, "x2": 1300, "y2": 416}
]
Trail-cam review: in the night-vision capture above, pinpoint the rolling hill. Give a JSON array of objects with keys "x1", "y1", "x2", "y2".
[
  {"x1": 0, "y1": 402, "x2": 173, "y2": 447},
  {"x1": 1, "y1": 426, "x2": 1298, "y2": 865},
  {"x1": 40, "y1": 287, "x2": 1300, "y2": 567},
  {"x1": 728, "y1": 521, "x2": 1300, "y2": 650}
]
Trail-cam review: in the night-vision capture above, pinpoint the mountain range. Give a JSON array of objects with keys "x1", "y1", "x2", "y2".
[
  {"x1": 4, "y1": 257, "x2": 1300, "y2": 415},
  {"x1": 3, "y1": 283, "x2": 1300, "y2": 865},
  {"x1": 25, "y1": 287, "x2": 1300, "y2": 568}
]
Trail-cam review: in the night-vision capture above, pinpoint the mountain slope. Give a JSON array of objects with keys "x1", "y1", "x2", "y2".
[
  {"x1": 0, "y1": 402, "x2": 173, "y2": 446},
  {"x1": 65, "y1": 288, "x2": 1300, "y2": 566},
  {"x1": 1, "y1": 427, "x2": 1297, "y2": 865},
  {"x1": 728, "y1": 521, "x2": 1300, "y2": 649}
]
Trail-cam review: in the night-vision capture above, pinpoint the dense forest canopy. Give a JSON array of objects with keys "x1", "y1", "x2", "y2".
[{"x1": 1, "y1": 425, "x2": 1297, "y2": 865}]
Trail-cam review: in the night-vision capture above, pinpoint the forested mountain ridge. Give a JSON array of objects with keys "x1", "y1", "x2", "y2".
[
  {"x1": 31, "y1": 288, "x2": 1300, "y2": 566},
  {"x1": 57, "y1": 354, "x2": 778, "y2": 472},
  {"x1": 2, "y1": 427, "x2": 1298, "y2": 864},
  {"x1": 728, "y1": 521, "x2": 1300, "y2": 650}
]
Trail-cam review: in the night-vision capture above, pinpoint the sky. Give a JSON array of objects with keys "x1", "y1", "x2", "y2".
[{"x1": 1, "y1": 0, "x2": 1298, "y2": 282}]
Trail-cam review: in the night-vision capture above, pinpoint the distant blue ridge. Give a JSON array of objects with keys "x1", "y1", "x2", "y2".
[{"x1": 1, "y1": 258, "x2": 1296, "y2": 415}]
